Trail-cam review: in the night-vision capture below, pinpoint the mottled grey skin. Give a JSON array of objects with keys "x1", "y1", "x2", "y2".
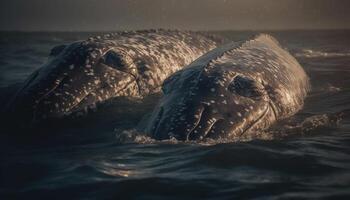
[
  {"x1": 145, "y1": 34, "x2": 310, "y2": 141},
  {"x1": 7, "y1": 30, "x2": 223, "y2": 121}
]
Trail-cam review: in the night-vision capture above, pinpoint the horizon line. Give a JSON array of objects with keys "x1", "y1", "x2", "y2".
[{"x1": 1, "y1": 28, "x2": 350, "y2": 33}]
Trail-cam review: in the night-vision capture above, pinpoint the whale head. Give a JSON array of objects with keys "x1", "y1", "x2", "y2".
[
  {"x1": 7, "y1": 41, "x2": 139, "y2": 121},
  {"x1": 146, "y1": 64, "x2": 277, "y2": 141}
]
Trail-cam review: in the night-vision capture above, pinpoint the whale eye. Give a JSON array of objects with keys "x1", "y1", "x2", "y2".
[
  {"x1": 102, "y1": 51, "x2": 126, "y2": 70},
  {"x1": 228, "y1": 75, "x2": 263, "y2": 98}
]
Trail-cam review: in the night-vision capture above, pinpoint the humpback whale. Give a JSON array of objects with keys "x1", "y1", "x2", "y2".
[
  {"x1": 7, "y1": 30, "x2": 223, "y2": 121},
  {"x1": 144, "y1": 34, "x2": 310, "y2": 141}
]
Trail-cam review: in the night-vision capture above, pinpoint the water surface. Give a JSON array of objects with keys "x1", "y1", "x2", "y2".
[{"x1": 0, "y1": 30, "x2": 350, "y2": 199}]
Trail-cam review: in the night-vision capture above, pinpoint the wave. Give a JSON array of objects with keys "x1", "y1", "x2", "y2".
[
  {"x1": 295, "y1": 49, "x2": 350, "y2": 58},
  {"x1": 115, "y1": 112, "x2": 343, "y2": 145}
]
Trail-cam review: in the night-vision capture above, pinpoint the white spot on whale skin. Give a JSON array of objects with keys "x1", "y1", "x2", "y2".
[
  {"x1": 237, "y1": 112, "x2": 242, "y2": 117},
  {"x1": 148, "y1": 79, "x2": 155, "y2": 86},
  {"x1": 210, "y1": 88, "x2": 215, "y2": 92},
  {"x1": 94, "y1": 80, "x2": 100, "y2": 85},
  {"x1": 69, "y1": 65, "x2": 74, "y2": 70}
]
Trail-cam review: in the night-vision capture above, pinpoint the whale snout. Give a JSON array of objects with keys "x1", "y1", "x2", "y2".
[
  {"x1": 150, "y1": 102, "x2": 208, "y2": 140},
  {"x1": 31, "y1": 71, "x2": 102, "y2": 120},
  {"x1": 148, "y1": 91, "x2": 272, "y2": 141}
]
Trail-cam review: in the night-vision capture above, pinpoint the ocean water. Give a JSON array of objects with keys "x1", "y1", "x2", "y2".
[{"x1": 0, "y1": 30, "x2": 350, "y2": 199}]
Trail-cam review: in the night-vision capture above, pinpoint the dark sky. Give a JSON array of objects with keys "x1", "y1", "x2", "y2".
[{"x1": 1, "y1": 0, "x2": 349, "y2": 31}]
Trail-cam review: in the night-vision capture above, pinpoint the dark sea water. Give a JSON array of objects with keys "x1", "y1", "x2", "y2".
[{"x1": 0, "y1": 31, "x2": 350, "y2": 199}]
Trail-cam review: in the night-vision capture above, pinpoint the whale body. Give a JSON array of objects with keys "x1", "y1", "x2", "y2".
[
  {"x1": 144, "y1": 34, "x2": 310, "y2": 141},
  {"x1": 7, "y1": 30, "x2": 223, "y2": 122}
]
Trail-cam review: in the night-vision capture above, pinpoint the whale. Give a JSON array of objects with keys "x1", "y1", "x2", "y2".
[
  {"x1": 144, "y1": 34, "x2": 310, "y2": 141},
  {"x1": 6, "y1": 30, "x2": 223, "y2": 122}
]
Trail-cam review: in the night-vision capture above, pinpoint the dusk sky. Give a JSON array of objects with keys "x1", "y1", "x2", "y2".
[{"x1": 1, "y1": 0, "x2": 349, "y2": 31}]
